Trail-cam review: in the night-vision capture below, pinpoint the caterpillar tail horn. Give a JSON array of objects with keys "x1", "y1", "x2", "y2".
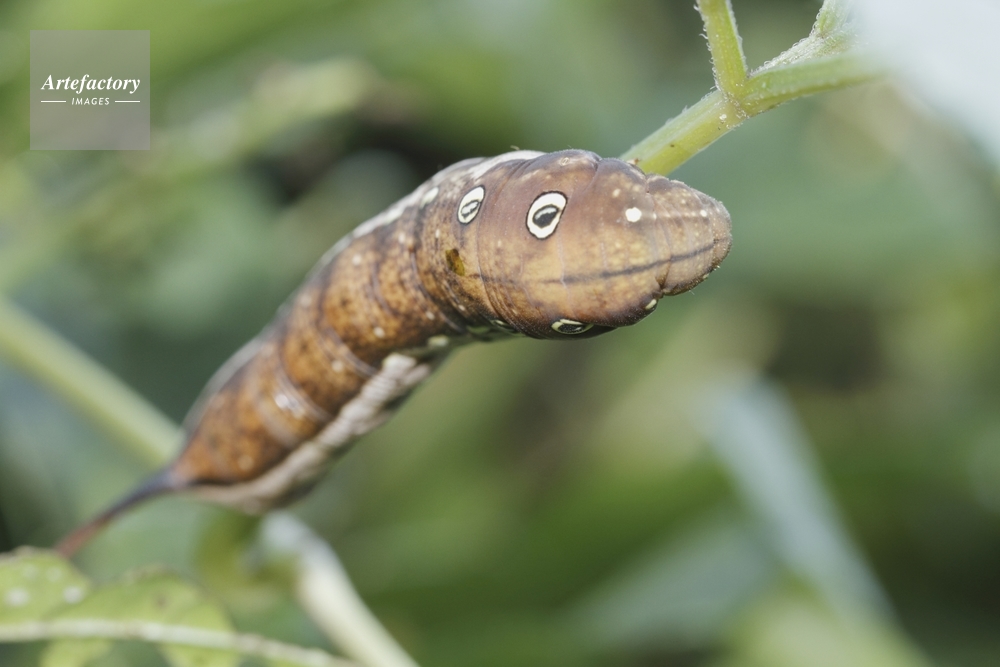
[{"x1": 55, "y1": 469, "x2": 181, "y2": 558}]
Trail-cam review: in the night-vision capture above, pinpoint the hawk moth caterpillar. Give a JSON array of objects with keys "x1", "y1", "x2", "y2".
[{"x1": 56, "y1": 149, "x2": 732, "y2": 556}]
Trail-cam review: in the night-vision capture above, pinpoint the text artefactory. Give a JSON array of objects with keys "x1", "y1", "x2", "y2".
[{"x1": 40, "y1": 74, "x2": 141, "y2": 95}]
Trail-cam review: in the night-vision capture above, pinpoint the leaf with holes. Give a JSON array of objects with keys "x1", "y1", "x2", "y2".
[
  {"x1": 0, "y1": 549, "x2": 91, "y2": 623},
  {"x1": 0, "y1": 548, "x2": 350, "y2": 667},
  {"x1": 53, "y1": 567, "x2": 238, "y2": 667}
]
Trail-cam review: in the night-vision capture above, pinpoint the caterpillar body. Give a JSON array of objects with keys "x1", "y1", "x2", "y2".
[{"x1": 57, "y1": 149, "x2": 732, "y2": 556}]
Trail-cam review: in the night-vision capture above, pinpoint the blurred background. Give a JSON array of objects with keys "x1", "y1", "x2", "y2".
[{"x1": 1, "y1": 0, "x2": 999, "y2": 665}]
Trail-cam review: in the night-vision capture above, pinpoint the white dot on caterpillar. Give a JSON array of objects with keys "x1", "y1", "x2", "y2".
[
  {"x1": 398, "y1": 232, "x2": 407, "y2": 244},
  {"x1": 352, "y1": 254, "x2": 362, "y2": 266},
  {"x1": 420, "y1": 186, "x2": 439, "y2": 207},
  {"x1": 429, "y1": 335, "x2": 450, "y2": 348},
  {"x1": 331, "y1": 360, "x2": 345, "y2": 373},
  {"x1": 238, "y1": 455, "x2": 254, "y2": 471},
  {"x1": 720, "y1": 113, "x2": 728, "y2": 121},
  {"x1": 425, "y1": 311, "x2": 435, "y2": 320},
  {"x1": 700, "y1": 209, "x2": 708, "y2": 218},
  {"x1": 490, "y1": 319, "x2": 518, "y2": 334},
  {"x1": 435, "y1": 229, "x2": 440, "y2": 239},
  {"x1": 625, "y1": 207, "x2": 642, "y2": 223},
  {"x1": 497, "y1": 240, "x2": 502, "y2": 248},
  {"x1": 612, "y1": 188, "x2": 621, "y2": 198},
  {"x1": 280, "y1": 393, "x2": 306, "y2": 417},
  {"x1": 645, "y1": 298, "x2": 658, "y2": 311},
  {"x1": 373, "y1": 326, "x2": 386, "y2": 339}
]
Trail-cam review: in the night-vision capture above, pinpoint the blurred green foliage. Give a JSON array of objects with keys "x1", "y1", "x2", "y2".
[{"x1": 1, "y1": 0, "x2": 999, "y2": 666}]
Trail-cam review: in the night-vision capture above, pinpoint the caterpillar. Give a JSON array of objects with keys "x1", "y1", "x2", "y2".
[{"x1": 56, "y1": 149, "x2": 732, "y2": 556}]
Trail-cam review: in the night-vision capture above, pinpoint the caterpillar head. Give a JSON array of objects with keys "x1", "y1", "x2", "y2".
[{"x1": 451, "y1": 149, "x2": 731, "y2": 339}]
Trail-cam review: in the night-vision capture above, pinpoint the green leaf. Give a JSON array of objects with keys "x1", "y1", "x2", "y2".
[
  {"x1": 53, "y1": 568, "x2": 237, "y2": 667},
  {"x1": 0, "y1": 549, "x2": 352, "y2": 667},
  {"x1": 40, "y1": 639, "x2": 112, "y2": 667},
  {"x1": 0, "y1": 549, "x2": 91, "y2": 623}
]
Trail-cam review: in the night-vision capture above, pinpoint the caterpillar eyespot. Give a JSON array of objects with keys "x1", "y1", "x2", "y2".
[
  {"x1": 55, "y1": 148, "x2": 733, "y2": 557},
  {"x1": 457, "y1": 185, "x2": 485, "y2": 223},
  {"x1": 551, "y1": 319, "x2": 592, "y2": 334},
  {"x1": 526, "y1": 191, "x2": 567, "y2": 239}
]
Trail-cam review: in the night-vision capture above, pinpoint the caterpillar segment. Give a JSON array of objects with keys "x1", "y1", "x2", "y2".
[{"x1": 56, "y1": 149, "x2": 731, "y2": 557}]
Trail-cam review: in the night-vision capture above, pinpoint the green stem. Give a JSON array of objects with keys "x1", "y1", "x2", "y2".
[
  {"x1": 0, "y1": 297, "x2": 179, "y2": 466},
  {"x1": 621, "y1": 0, "x2": 881, "y2": 174},
  {"x1": 262, "y1": 515, "x2": 420, "y2": 667},
  {"x1": 0, "y1": 294, "x2": 418, "y2": 667},
  {"x1": 742, "y1": 53, "x2": 883, "y2": 114},
  {"x1": 815, "y1": 0, "x2": 855, "y2": 36},
  {"x1": 0, "y1": 1, "x2": 879, "y2": 664},
  {"x1": 621, "y1": 92, "x2": 742, "y2": 176},
  {"x1": 698, "y1": 0, "x2": 747, "y2": 96}
]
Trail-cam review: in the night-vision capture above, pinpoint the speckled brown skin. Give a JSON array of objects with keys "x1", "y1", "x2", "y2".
[{"x1": 56, "y1": 149, "x2": 731, "y2": 556}]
